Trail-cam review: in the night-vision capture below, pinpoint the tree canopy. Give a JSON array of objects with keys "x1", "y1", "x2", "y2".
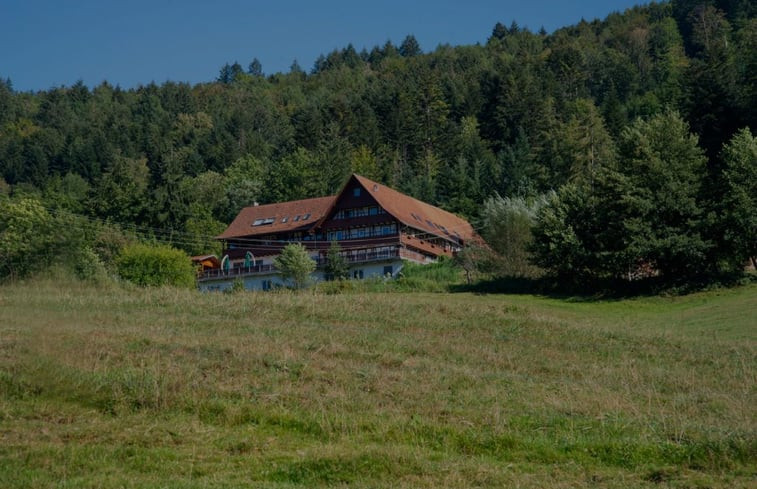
[{"x1": 0, "y1": 0, "x2": 754, "y2": 290}]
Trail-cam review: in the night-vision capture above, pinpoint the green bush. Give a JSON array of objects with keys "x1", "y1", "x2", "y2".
[
  {"x1": 116, "y1": 243, "x2": 195, "y2": 288},
  {"x1": 273, "y1": 243, "x2": 316, "y2": 289},
  {"x1": 394, "y1": 258, "x2": 463, "y2": 292},
  {"x1": 72, "y1": 246, "x2": 108, "y2": 282},
  {"x1": 0, "y1": 196, "x2": 55, "y2": 279}
]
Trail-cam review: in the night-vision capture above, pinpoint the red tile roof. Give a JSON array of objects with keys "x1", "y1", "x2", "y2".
[
  {"x1": 217, "y1": 196, "x2": 336, "y2": 239},
  {"x1": 352, "y1": 175, "x2": 479, "y2": 245},
  {"x1": 217, "y1": 174, "x2": 481, "y2": 247}
]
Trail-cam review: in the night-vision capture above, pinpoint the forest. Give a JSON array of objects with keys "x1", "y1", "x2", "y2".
[{"x1": 0, "y1": 0, "x2": 755, "y2": 289}]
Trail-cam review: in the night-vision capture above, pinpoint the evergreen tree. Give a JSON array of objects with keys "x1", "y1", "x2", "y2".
[
  {"x1": 718, "y1": 127, "x2": 757, "y2": 270},
  {"x1": 399, "y1": 35, "x2": 422, "y2": 57},
  {"x1": 248, "y1": 57, "x2": 263, "y2": 77}
]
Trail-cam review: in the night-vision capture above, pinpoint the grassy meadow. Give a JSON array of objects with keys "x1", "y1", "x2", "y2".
[{"x1": 0, "y1": 277, "x2": 755, "y2": 488}]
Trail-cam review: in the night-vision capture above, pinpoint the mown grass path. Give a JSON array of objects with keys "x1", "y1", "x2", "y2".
[{"x1": 1, "y1": 279, "x2": 755, "y2": 487}]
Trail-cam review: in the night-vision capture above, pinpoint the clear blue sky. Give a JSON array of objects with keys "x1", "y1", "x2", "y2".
[{"x1": 1, "y1": 0, "x2": 645, "y2": 92}]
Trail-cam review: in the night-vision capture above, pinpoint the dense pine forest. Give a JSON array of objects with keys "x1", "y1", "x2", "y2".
[{"x1": 0, "y1": 0, "x2": 755, "y2": 289}]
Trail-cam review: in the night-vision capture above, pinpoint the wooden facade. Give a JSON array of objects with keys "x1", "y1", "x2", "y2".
[{"x1": 198, "y1": 174, "x2": 479, "y2": 288}]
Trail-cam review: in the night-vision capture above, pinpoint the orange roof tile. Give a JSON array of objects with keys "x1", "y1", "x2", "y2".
[
  {"x1": 352, "y1": 175, "x2": 480, "y2": 245},
  {"x1": 218, "y1": 174, "x2": 481, "y2": 247},
  {"x1": 217, "y1": 196, "x2": 336, "y2": 239}
]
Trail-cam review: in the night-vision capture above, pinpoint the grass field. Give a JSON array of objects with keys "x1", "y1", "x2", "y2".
[{"x1": 0, "y1": 277, "x2": 755, "y2": 488}]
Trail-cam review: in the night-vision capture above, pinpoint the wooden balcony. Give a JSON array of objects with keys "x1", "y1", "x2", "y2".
[
  {"x1": 198, "y1": 263, "x2": 277, "y2": 281},
  {"x1": 198, "y1": 248, "x2": 405, "y2": 282},
  {"x1": 315, "y1": 248, "x2": 400, "y2": 266}
]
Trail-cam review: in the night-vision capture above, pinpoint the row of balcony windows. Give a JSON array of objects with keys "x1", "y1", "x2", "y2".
[
  {"x1": 332, "y1": 206, "x2": 387, "y2": 220},
  {"x1": 326, "y1": 223, "x2": 397, "y2": 241}
]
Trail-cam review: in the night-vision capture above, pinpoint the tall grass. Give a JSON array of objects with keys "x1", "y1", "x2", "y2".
[
  {"x1": 316, "y1": 258, "x2": 465, "y2": 294},
  {"x1": 0, "y1": 276, "x2": 754, "y2": 488}
]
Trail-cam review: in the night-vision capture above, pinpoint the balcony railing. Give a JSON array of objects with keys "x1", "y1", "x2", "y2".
[
  {"x1": 398, "y1": 247, "x2": 435, "y2": 264},
  {"x1": 315, "y1": 248, "x2": 400, "y2": 266},
  {"x1": 199, "y1": 247, "x2": 422, "y2": 282},
  {"x1": 199, "y1": 263, "x2": 277, "y2": 281}
]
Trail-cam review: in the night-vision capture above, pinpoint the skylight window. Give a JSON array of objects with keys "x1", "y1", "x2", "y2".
[
  {"x1": 252, "y1": 219, "x2": 265, "y2": 226},
  {"x1": 303, "y1": 213, "x2": 311, "y2": 220},
  {"x1": 281, "y1": 217, "x2": 288, "y2": 223},
  {"x1": 263, "y1": 217, "x2": 275, "y2": 225},
  {"x1": 293, "y1": 215, "x2": 301, "y2": 222}
]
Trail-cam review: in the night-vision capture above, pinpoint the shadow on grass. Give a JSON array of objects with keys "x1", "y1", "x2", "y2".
[{"x1": 451, "y1": 271, "x2": 756, "y2": 301}]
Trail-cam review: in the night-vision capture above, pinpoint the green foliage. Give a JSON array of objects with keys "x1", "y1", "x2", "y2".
[
  {"x1": 0, "y1": 2, "x2": 753, "y2": 291},
  {"x1": 532, "y1": 111, "x2": 711, "y2": 286},
  {"x1": 394, "y1": 258, "x2": 463, "y2": 292},
  {"x1": 616, "y1": 110, "x2": 709, "y2": 278},
  {"x1": 530, "y1": 185, "x2": 596, "y2": 283},
  {"x1": 273, "y1": 243, "x2": 316, "y2": 289},
  {"x1": 324, "y1": 241, "x2": 349, "y2": 280},
  {"x1": 227, "y1": 277, "x2": 245, "y2": 294},
  {"x1": 718, "y1": 127, "x2": 757, "y2": 269},
  {"x1": 0, "y1": 196, "x2": 55, "y2": 279},
  {"x1": 71, "y1": 246, "x2": 108, "y2": 282},
  {"x1": 481, "y1": 193, "x2": 548, "y2": 278},
  {"x1": 183, "y1": 205, "x2": 225, "y2": 256},
  {"x1": 93, "y1": 155, "x2": 150, "y2": 223},
  {"x1": 115, "y1": 243, "x2": 195, "y2": 288}
]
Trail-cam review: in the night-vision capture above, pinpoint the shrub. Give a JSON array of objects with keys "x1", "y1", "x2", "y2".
[
  {"x1": 72, "y1": 246, "x2": 108, "y2": 281},
  {"x1": 0, "y1": 196, "x2": 55, "y2": 279},
  {"x1": 480, "y1": 193, "x2": 548, "y2": 278},
  {"x1": 273, "y1": 243, "x2": 316, "y2": 289},
  {"x1": 116, "y1": 243, "x2": 195, "y2": 288}
]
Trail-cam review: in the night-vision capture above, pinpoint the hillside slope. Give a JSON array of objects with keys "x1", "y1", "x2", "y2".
[{"x1": 0, "y1": 279, "x2": 754, "y2": 487}]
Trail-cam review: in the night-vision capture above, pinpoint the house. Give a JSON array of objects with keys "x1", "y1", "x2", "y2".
[
  {"x1": 198, "y1": 174, "x2": 480, "y2": 291},
  {"x1": 191, "y1": 254, "x2": 220, "y2": 273}
]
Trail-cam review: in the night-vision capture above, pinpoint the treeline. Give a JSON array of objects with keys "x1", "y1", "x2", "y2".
[{"x1": 0, "y1": 0, "x2": 755, "y2": 287}]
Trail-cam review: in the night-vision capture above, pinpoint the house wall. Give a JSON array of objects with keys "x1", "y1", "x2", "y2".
[{"x1": 198, "y1": 258, "x2": 403, "y2": 292}]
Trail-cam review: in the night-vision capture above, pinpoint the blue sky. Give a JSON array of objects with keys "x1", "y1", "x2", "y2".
[{"x1": 2, "y1": 0, "x2": 645, "y2": 92}]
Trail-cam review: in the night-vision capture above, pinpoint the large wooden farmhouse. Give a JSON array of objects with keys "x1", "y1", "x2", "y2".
[{"x1": 198, "y1": 174, "x2": 480, "y2": 291}]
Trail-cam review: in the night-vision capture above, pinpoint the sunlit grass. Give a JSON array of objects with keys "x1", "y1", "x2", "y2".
[{"x1": 0, "y1": 277, "x2": 754, "y2": 487}]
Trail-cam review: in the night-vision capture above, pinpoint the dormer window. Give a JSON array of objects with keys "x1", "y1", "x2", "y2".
[{"x1": 253, "y1": 217, "x2": 275, "y2": 226}]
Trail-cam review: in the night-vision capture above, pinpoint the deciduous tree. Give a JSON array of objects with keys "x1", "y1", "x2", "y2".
[{"x1": 273, "y1": 243, "x2": 316, "y2": 289}]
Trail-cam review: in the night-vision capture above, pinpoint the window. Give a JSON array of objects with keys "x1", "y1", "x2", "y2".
[
  {"x1": 303, "y1": 213, "x2": 311, "y2": 220},
  {"x1": 328, "y1": 230, "x2": 344, "y2": 241},
  {"x1": 383, "y1": 266, "x2": 393, "y2": 276},
  {"x1": 263, "y1": 217, "x2": 275, "y2": 225},
  {"x1": 252, "y1": 219, "x2": 264, "y2": 226},
  {"x1": 353, "y1": 187, "x2": 361, "y2": 197},
  {"x1": 281, "y1": 217, "x2": 288, "y2": 223},
  {"x1": 369, "y1": 207, "x2": 378, "y2": 216},
  {"x1": 293, "y1": 215, "x2": 300, "y2": 221},
  {"x1": 353, "y1": 269, "x2": 364, "y2": 279}
]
